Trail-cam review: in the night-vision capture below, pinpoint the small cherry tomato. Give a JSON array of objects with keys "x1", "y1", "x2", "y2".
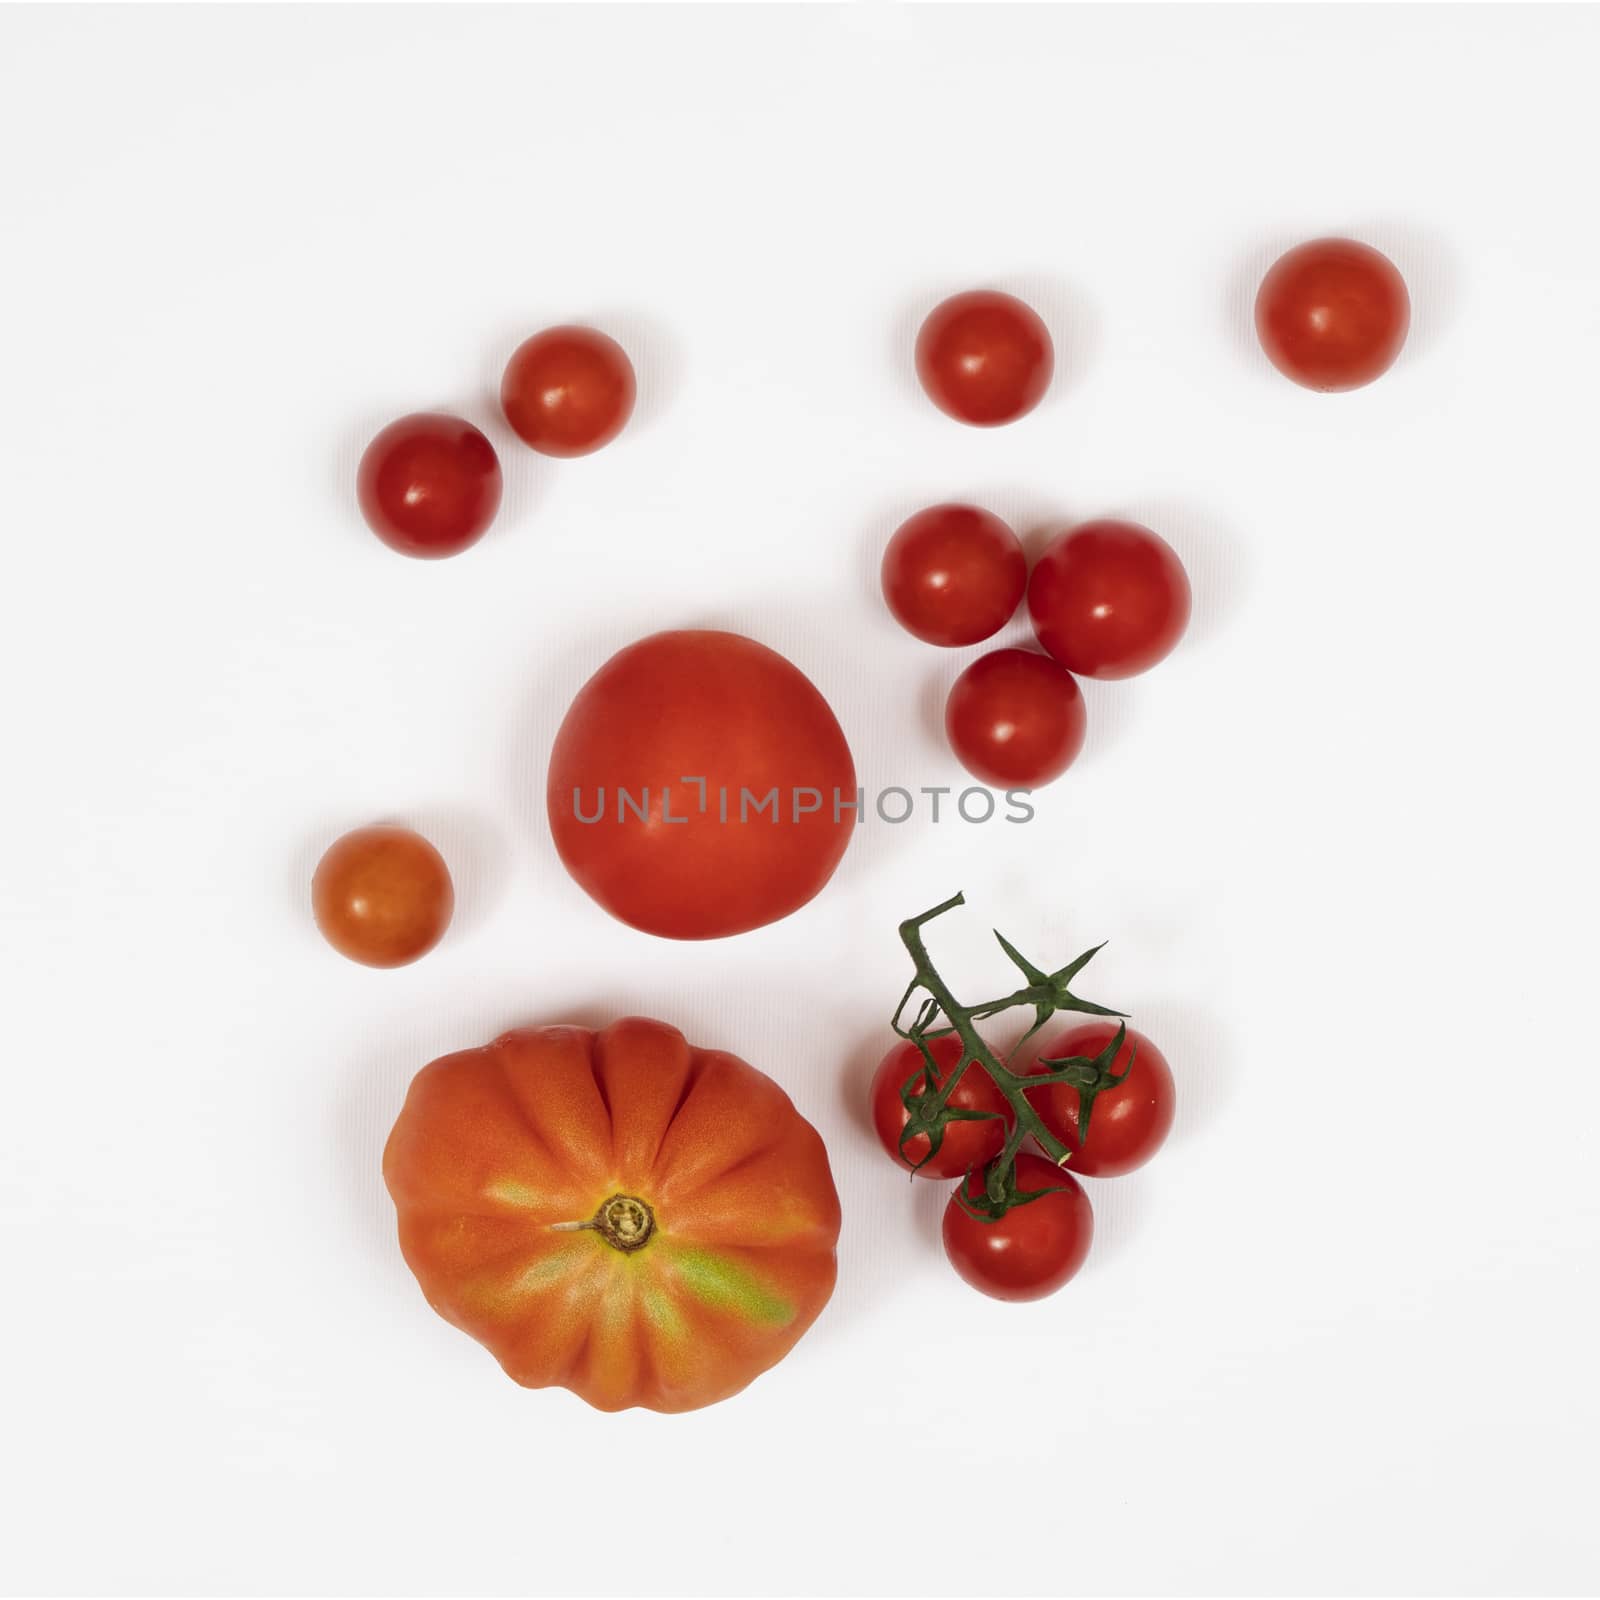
[
  {"x1": 1025, "y1": 1023, "x2": 1176, "y2": 1178},
  {"x1": 881, "y1": 503, "x2": 1027, "y2": 647},
  {"x1": 312, "y1": 825, "x2": 454, "y2": 968},
  {"x1": 1027, "y1": 519, "x2": 1192, "y2": 680},
  {"x1": 501, "y1": 325, "x2": 637, "y2": 457},
  {"x1": 356, "y1": 413, "x2": 502, "y2": 559},
  {"x1": 1254, "y1": 237, "x2": 1410, "y2": 392},
  {"x1": 868, "y1": 1034, "x2": 1010, "y2": 1179},
  {"x1": 945, "y1": 648, "x2": 1086, "y2": 789},
  {"x1": 942, "y1": 1153, "x2": 1094, "y2": 1301},
  {"x1": 915, "y1": 290, "x2": 1053, "y2": 426}
]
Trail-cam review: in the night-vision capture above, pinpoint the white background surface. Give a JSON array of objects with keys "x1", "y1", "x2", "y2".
[{"x1": 3, "y1": 5, "x2": 1599, "y2": 1595}]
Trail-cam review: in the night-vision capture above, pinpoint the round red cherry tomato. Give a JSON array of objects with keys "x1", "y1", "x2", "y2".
[
  {"x1": 880, "y1": 503, "x2": 1027, "y2": 647},
  {"x1": 945, "y1": 648, "x2": 1086, "y2": 789},
  {"x1": 915, "y1": 290, "x2": 1053, "y2": 426},
  {"x1": 312, "y1": 825, "x2": 454, "y2": 968},
  {"x1": 869, "y1": 1034, "x2": 1010, "y2": 1179},
  {"x1": 1254, "y1": 238, "x2": 1410, "y2": 392},
  {"x1": 1025, "y1": 1023, "x2": 1176, "y2": 1178},
  {"x1": 1027, "y1": 519, "x2": 1191, "y2": 680},
  {"x1": 501, "y1": 325, "x2": 637, "y2": 456},
  {"x1": 942, "y1": 1153, "x2": 1093, "y2": 1301},
  {"x1": 356, "y1": 413, "x2": 502, "y2": 559},
  {"x1": 547, "y1": 630, "x2": 856, "y2": 940}
]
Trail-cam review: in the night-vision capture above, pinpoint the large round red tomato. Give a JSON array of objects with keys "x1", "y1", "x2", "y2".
[
  {"x1": 1027, "y1": 519, "x2": 1191, "y2": 680},
  {"x1": 942, "y1": 1153, "x2": 1093, "y2": 1301},
  {"x1": 547, "y1": 630, "x2": 856, "y2": 939},
  {"x1": 1023, "y1": 1022, "x2": 1176, "y2": 1177},
  {"x1": 383, "y1": 1017, "x2": 841, "y2": 1414},
  {"x1": 1254, "y1": 238, "x2": 1410, "y2": 392},
  {"x1": 868, "y1": 1034, "x2": 1009, "y2": 1178}
]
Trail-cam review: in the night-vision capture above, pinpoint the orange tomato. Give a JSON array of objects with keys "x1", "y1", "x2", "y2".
[{"x1": 383, "y1": 1017, "x2": 841, "y2": 1413}]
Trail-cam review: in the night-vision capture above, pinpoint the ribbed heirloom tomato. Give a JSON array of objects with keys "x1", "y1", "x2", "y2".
[
  {"x1": 547, "y1": 630, "x2": 856, "y2": 939},
  {"x1": 383, "y1": 1018, "x2": 841, "y2": 1414}
]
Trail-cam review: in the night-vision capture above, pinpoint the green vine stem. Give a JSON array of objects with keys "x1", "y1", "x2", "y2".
[{"x1": 892, "y1": 891, "x2": 1136, "y2": 1219}]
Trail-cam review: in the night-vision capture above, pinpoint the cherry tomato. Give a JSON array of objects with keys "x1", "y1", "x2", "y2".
[
  {"x1": 1027, "y1": 519, "x2": 1191, "y2": 680},
  {"x1": 942, "y1": 1153, "x2": 1093, "y2": 1301},
  {"x1": 1254, "y1": 238, "x2": 1410, "y2": 392},
  {"x1": 880, "y1": 504, "x2": 1027, "y2": 647},
  {"x1": 945, "y1": 648, "x2": 1086, "y2": 789},
  {"x1": 868, "y1": 1034, "x2": 1010, "y2": 1179},
  {"x1": 914, "y1": 290, "x2": 1053, "y2": 426},
  {"x1": 1025, "y1": 1023, "x2": 1176, "y2": 1178},
  {"x1": 356, "y1": 413, "x2": 502, "y2": 559},
  {"x1": 500, "y1": 325, "x2": 637, "y2": 457},
  {"x1": 312, "y1": 825, "x2": 454, "y2": 968},
  {"x1": 547, "y1": 630, "x2": 856, "y2": 940}
]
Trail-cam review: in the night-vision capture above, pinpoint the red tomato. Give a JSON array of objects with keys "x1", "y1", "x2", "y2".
[
  {"x1": 384, "y1": 1017, "x2": 840, "y2": 1412},
  {"x1": 915, "y1": 290, "x2": 1053, "y2": 426},
  {"x1": 945, "y1": 648, "x2": 1086, "y2": 789},
  {"x1": 356, "y1": 413, "x2": 502, "y2": 559},
  {"x1": 868, "y1": 1034, "x2": 1009, "y2": 1179},
  {"x1": 547, "y1": 630, "x2": 856, "y2": 939},
  {"x1": 1255, "y1": 238, "x2": 1410, "y2": 392},
  {"x1": 1025, "y1": 1023, "x2": 1176, "y2": 1178},
  {"x1": 501, "y1": 325, "x2": 637, "y2": 456},
  {"x1": 1027, "y1": 519, "x2": 1191, "y2": 680},
  {"x1": 881, "y1": 504, "x2": 1027, "y2": 647},
  {"x1": 312, "y1": 825, "x2": 454, "y2": 968},
  {"x1": 942, "y1": 1153, "x2": 1093, "y2": 1301}
]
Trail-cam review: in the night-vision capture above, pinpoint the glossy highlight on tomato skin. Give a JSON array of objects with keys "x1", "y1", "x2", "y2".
[
  {"x1": 382, "y1": 1017, "x2": 841, "y2": 1413},
  {"x1": 881, "y1": 504, "x2": 1027, "y2": 647},
  {"x1": 915, "y1": 290, "x2": 1054, "y2": 426},
  {"x1": 1254, "y1": 238, "x2": 1410, "y2": 392},
  {"x1": 356, "y1": 413, "x2": 503, "y2": 559},
  {"x1": 500, "y1": 325, "x2": 637, "y2": 457},
  {"x1": 1027, "y1": 519, "x2": 1192, "y2": 680}
]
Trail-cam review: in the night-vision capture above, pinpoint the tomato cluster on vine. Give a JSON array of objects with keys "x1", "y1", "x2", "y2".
[{"x1": 868, "y1": 894, "x2": 1176, "y2": 1302}]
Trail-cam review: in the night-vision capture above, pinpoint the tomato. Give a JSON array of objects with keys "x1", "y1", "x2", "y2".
[
  {"x1": 868, "y1": 1034, "x2": 1009, "y2": 1179},
  {"x1": 500, "y1": 325, "x2": 637, "y2": 457},
  {"x1": 1254, "y1": 238, "x2": 1410, "y2": 392},
  {"x1": 881, "y1": 503, "x2": 1027, "y2": 647},
  {"x1": 312, "y1": 825, "x2": 453, "y2": 967},
  {"x1": 1025, "y1": 1023, "x2": 1176, "y2": 1178},
  {"x1": 1027, "y1": 519, "x2": 1191, "y2": 680},
  {"x1": 356, "y1": 413, "x2": 502, "y2": 559},
  {"x1": 383, "y1": 1017, "x2": 840, "y2": 1413},
  {"x1": 944, "y1": 648, "x2": 1087, "y2": 789},
  {"x1": 547, "y1": 630, "x2": 856, "y2": 939},
  {"x1": 914, "y1": 290, "x2": 1053, "y2": 426},
  {"x1": 942, "y1": 1153, "x2": 1093, "y2": 1301}
]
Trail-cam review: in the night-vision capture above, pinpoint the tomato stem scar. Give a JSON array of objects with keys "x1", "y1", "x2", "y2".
[{"x1": 551, "y1": 1194, "x2": 657, "y2": 1254}]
